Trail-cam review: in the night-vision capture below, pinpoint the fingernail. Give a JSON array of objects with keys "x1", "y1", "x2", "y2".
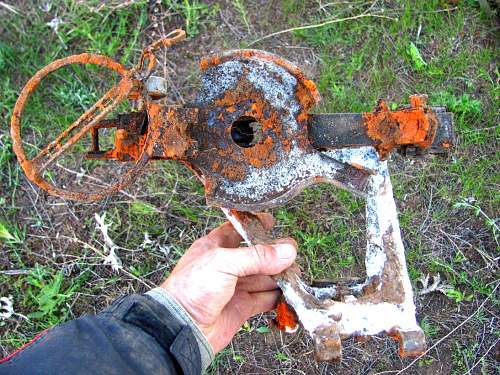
[
  {"x1": 274, "y1": 238, "x2": 297, "y2": 246},
  {"x1": 273, "y1": 243, "x2": 296, "y2": 259}
]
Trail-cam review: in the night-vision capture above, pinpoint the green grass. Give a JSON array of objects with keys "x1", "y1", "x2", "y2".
[
  {"x1": 280, "y1": 0, "x2": 498, "y2": 288},
  {"x1": 0, "y1": 264, "x2": 88, "y2": 333},
  {"x1": 163, "y1": 0, "x2": 219, "y2": 38},
  {"x1": 274, "y1": 185, "x2": 364, "y2": 280},
  {"x1": 0, "y1": 1, "x2": 498, "y2": 373},
  {"x1": 232, "y1": 0, "x2": 250, "y2": 33}
]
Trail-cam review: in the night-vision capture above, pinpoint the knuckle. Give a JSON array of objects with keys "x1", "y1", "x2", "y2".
[
  {"x1": 211, "y1": 247, "x2": 227, "y2": 266},
  {"x1": 192, "y1": 237, "x2": 216, "y2": 251},
  {"x1": 252, "y1": 244, "x2": 270, "y2": 264}
]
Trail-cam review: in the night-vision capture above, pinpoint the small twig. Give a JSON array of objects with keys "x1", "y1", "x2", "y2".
[
  {"x1": 419, "y1": 6, "x2": 458, "y2": 14},
  {"x1": 0, "y1": 1, "x2": 20, "y2": 14},
  {"x1": 0, "y1": 269, "x2": 30, "y2": 275},
  {"x1": 55, "y1": 163, "x2": 137, "y2": 200},
  {"x1": 419, "y1": 187, "x2": 433, "y2": 233},
  {"x1": 249, "y1": 13, "x2": 397, "y2": 46},
  {"x1": 75, "y1": 0, "x2": 139, "y2": 12}
]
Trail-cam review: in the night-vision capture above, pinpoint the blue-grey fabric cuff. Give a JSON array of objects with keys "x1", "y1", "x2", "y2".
[{"x1": 146, "y1": 287, "x2": 214, "y2": 373}]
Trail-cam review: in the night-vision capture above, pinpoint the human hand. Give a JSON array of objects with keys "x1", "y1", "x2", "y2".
[{"x1": 160, "y1": 213, "x2": 297, "y2": 353}]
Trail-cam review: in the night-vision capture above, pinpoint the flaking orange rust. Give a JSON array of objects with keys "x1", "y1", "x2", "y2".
[
  {"x1": 213, "y1": 78, "x2": 279, "y2": 170},
  {"x1": 145, "y1": 104, "x2": 195, "y2": 160},
  {"x1": 217, "y1": 162, "x2": 247, "y2": 180},
  {"x1": 105, "y1": 128, "x2": 146, "y2": 161},
  {"x1": 214, "y1": 79, "x2": 277, "y2": 133},
  {"x1": 204, "y1": 51, "x2": 320, "y2": 157},
  {"x1": 363, "y1": 98, "x2": 438, "y2": 158},
  {"x1": 274, "y1": 299, "x2": 298, "y2": 332},
  {"x1": 200, "y1": 49, "x2": 321, "y2": 106},
  {"x1": 241, "y1": 136, "x2": 277, "y2": 168},
  {"x1": 294, "y1": 77, "x2": 320, "y2": 151},
  {"x1": 10, "y1": 53, "x2": 131, "y2": 200},
  {"x1": 9, "y1": 32, "x2": 187, "y2": 202}
]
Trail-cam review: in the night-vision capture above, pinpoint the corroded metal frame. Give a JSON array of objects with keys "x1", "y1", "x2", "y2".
[
  {"x1": 10, "y1": 30, "x2": 455, "y2": 362},
  {"x1": 223, "y1": 147, "x2": 425, "y2": 361}
]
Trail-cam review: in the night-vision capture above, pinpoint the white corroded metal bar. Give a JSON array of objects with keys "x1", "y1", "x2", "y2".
[{"x1": 223, "y1": 146, "x2": 425, "y2": 361}]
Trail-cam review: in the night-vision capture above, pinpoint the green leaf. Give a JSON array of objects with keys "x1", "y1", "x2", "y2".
[
  {"x1": 256, "y1": 326, "x2": 270, "y2": 334},
  {"x1": 407, "y1": 42, "x2": 427, "y2": 71},
  {"x1": 444, "y1": 288, "x2": 473, "y2": 304},
  {"x1": 240, "y1": 321, "x2": 252, "y2": 332},
  {"x1": 0, "y1": 222, "x2": 15, "y2": 242},
  {"x1": 130, "y1": 200, "x2": 157, "y2": 216}
]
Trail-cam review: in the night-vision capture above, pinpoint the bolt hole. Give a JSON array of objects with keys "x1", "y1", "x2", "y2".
[{"x1": 231, "y1": 116, "x2": 262, "y2": 148}]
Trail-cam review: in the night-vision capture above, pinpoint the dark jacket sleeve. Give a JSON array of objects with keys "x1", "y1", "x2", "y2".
[{"x1": 0, "y1": 293, "x2": 207, "y2": 375}]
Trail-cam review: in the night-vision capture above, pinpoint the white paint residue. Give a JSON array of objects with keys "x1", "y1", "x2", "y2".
[
  {"x1": 365, "y1": 244, "x2": 386, "y2": 278},
  {"x1": 344, "y1": 295, "x2": 357, "y2": 303},
  {"x1": 218, "y1": 139, "x2": 421, "y2": 341},
  {"x1": 221, "y1": 146, "x2": 345, "y2": 203},
  {"x1": 280, "y1": 281, "x2": 332, "y2": 334},
  {"x1": 366, "y1": 161, "x2": 417, "y2": 311},
  {"x1": 198, "y1": 58, "x2": 300, "y2": 117},
  {"x1": 365, "y1": 163, "x2": 392, "y2": 278},
  {"x1": 283, "y1": 325, "x2": 299, "y2": 333},
  {"x1": 325, "y1": 147, "x2": 382, "y2": 172},
  {"x1": 197, "y1": 56, "x2": 301, "y2": 133},
  {"x1": 197, "y1": 60, "x2": 241, "y2": 105},
  {"x1": 246, "y1": 60, "x2": 300, "y2": 118},
  {"x1": 279, "y1": 148, "x2": 420, "y2": 339},
  {"x1": 329, "y1": 300, "x2": 419, "y2": 335}
]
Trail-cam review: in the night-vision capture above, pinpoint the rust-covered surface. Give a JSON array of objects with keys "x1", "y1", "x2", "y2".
[
  {"x1": 188, "y1": 50, "x2": 371, "y2": 210},
  {"x1": 309, "y1": 103, "x2": 453, "y2": 157},
  {"x1": 10, "y1": 30, "x2": 186, "y2": 201},
  {"x1": 363, "y1": 94, "x2": 438, "y2": 158},
  {"x1": 87, "y1": 112, "x2": 148, "y2": 161},
  {"x1": 10, "y1": 41, "x2": 453, "y2": 205},
  {"x1": 274, "y1": 298, "x2": 299, "y2": 333},
  {"x1": 10, "y1": 31, "x2": 454, "y2": 362},
  {"x1": 10, "y1": 52, "x2": 142, "y2": 201},
  {"x1": 223, "y1": 149, "x2": 426, "y2": 361}
]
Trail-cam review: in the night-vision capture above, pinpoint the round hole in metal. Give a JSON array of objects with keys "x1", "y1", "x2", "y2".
[{"x1": 230, "y1": 116, "x2": 262, "y2": 148}]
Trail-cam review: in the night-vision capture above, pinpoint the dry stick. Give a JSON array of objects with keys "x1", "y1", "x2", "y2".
[
  {"x1": 375, "y1": 281, "x2": 500, "y2": 375},
  {"x1": 248, "y1": 13, "x2": 398, "y2": 46},
  {"x1": 0, "y1": 1, "x2": 20, "y2": 14}
]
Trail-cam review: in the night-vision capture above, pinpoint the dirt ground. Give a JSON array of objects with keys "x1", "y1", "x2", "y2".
[{"x1": 0, "y1": 1, "x2": 499, "y2": 374}]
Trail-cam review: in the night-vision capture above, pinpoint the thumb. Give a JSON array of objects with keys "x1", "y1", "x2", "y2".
[{"x1": 215, "y1": 239, "x2": 297, "y2": 277}]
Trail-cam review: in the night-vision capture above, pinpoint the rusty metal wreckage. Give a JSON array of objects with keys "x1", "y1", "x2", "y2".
[{"x1": 11, "y1": 30, "x2": 455, "y2": 361}]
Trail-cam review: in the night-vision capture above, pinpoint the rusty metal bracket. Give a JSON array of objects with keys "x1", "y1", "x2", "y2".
[
  {"x1": 222, "y1": 148, "x2": 426, "y2": 360},
  {"x1": 10, "y1": 30, "x2": 455, "y2": 361}
]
